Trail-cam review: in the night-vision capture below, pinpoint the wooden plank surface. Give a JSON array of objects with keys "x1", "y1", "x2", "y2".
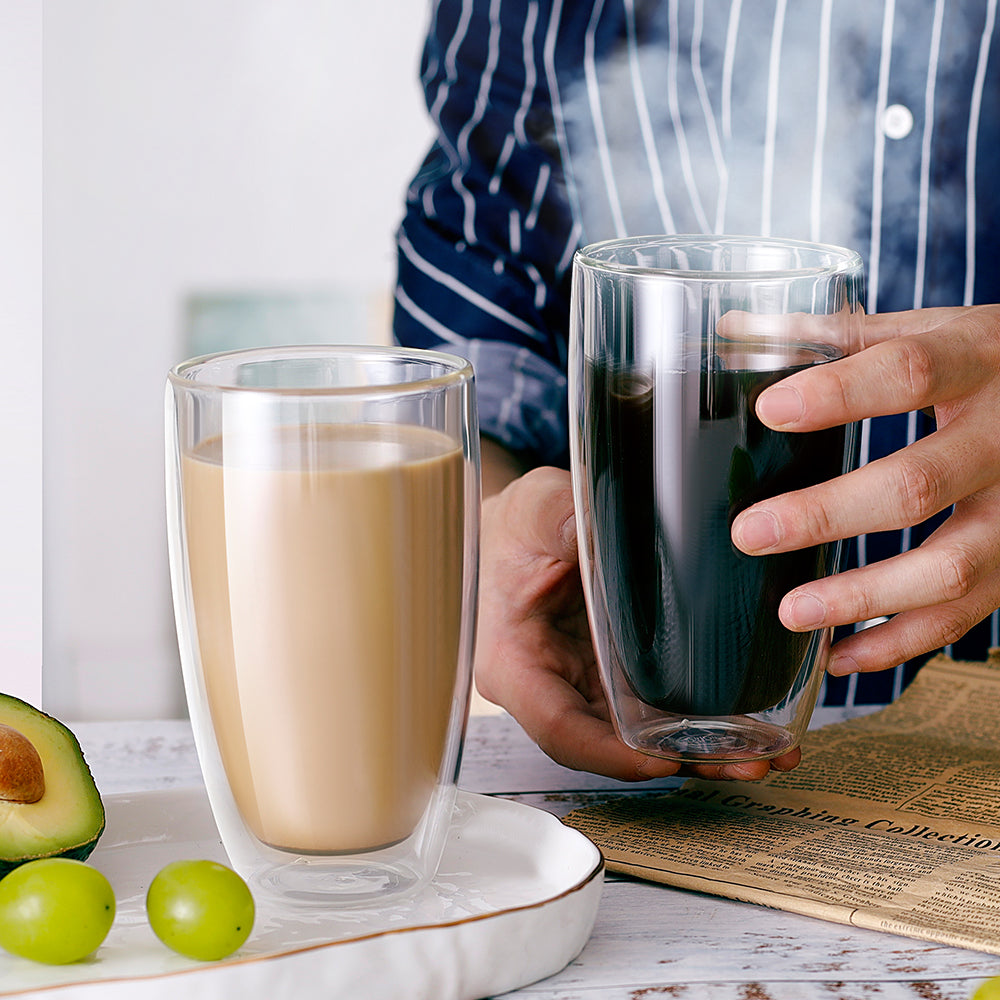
[{"x1": 72, "y1": 714, "x2": 1000, "y2": 1000}]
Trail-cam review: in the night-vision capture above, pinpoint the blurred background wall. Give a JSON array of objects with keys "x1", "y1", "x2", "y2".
[
  {"x1": 40, "y1": 1, "x2": 435, "y2": 720},
  {"x1": 1, "y1": 4, "x2": 43, "y2": 709}
]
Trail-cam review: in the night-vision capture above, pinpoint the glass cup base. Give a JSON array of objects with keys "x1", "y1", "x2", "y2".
[
  {"x1": 626, "y1": 717, "x2": 797, "y2": 763},
  {"x1": 249, "y1": 857, "x2": 424, "y2": 908}
]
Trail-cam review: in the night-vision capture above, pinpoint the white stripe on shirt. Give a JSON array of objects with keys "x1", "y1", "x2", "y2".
[
  {"x1": 557, "y1": 220, "x2": 583, "y2": 274},
  {"x1": 899, "y1": 409, "x2": 920, "y2": 552},
  {"x1": 666, "y1": 0, "x2": 711, "y2": 231},
  {"x1": 760, "y1": 0, "x2": 787, "y2": 237},
  {"x1": 490, "y1": 133, "x2": 517, "y2": 194},
  {"x1": 868, "y1": 0, "x2": 897, "y2": 313},
  {"x1": 421, "y1": 0, "x2": 444, "y2": 88},
  {"x1": 584, "y1": 0, "x2": 627, "y2": 235},
  {"x1": 394, "y1": 285, "x2": 465, "y2": 346},
  {"x1": 526, "y1": 262, "x2": 547, "y2": 309},
  {"x1": 525, "y1": 163, "x2": 550, "y2": 229},
  {"x1": 810, "y1": 0, "x2": 834, "y2": 242},
  {"x1": 513, "y1": 1, "x2": 541, "y2": 146},
  {"x1": 498, "y1": 347, "x2": 531, "y2": 435},
  {"x1": 428, "y1": 0, "x2": 473, "y2": 161},
  {"x1": 721, "y1": 0, "x2": 742, "y2": 142},
  {"x1": 690, "y1": 0, "x2": 729, "y2": 232},
  {"x1": 509, "y1": 209, "x2": 522, "y2": 255},
  {"x1": 543, "y1": 0, "x2": 584, "y2": 236},
  {"x1": 452, "y1": 0, "x2": 504, "y2": 245},
  {"x1": 398, "y1": 230, "x2": 545, "y2": 341},
  {"x1": 914, "y1": 0, "x2": 946, "y2": 309},
  {"x1": 856, "y1": 417, "x2": 873, "y2": 569},
  {"x1": 966, "y1": 0, "x2": 998, "y2": 305},
  {"x1": 625, "y1": 0, "x2": 677, "y2": 231}
]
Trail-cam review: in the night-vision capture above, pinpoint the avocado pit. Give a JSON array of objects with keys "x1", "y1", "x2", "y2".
[{"x1": 0, "y1": 724, "x2": 45, "y2": 804}]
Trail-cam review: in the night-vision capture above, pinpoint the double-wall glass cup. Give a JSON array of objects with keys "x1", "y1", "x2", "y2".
[
  {"x1": 569, "y1": 236, "x2": 864, "y2": 763},
  {"x1": 166, "y1": 346, "x2": 479, "y2": 906}
]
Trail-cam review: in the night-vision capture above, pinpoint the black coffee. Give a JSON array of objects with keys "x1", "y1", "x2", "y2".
[{"x1": 586, "y1": 345, "x2": 848, "y2": 716}]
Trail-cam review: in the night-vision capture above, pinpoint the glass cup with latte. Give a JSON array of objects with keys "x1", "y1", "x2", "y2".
[{"x1": 166, "y1": 346, "x2": 479, "y2": 906}]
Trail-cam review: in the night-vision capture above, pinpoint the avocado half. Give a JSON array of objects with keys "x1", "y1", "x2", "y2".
[{"x1": 0, "y1": 694, "x2": 105, "y2": 878}]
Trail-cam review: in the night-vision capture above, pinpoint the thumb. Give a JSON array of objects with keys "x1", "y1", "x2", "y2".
[{"x1": 492, "y1": 466, "x2": 578, "y2": 565}]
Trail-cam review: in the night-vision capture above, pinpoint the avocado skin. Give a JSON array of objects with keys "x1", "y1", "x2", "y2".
[
  {"x1": 0, "y1": 841, "x2": 101, "y2": 880},
  {"x1": 0, "y1": 694, "x2": 105, "y2": 878}
]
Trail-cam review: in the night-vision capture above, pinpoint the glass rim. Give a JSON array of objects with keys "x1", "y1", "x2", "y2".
[
  {"x1": 574, "y1": 234, "x2": 864, "y2": 280},
  {"x1": 167, "y1": 344, "x2": 474, "y2": 396}
]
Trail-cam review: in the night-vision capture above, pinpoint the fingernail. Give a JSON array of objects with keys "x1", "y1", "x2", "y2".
[
  {"x1": 733, "y1": 510, "x2": 781, "y2": 552},
  {"x1": 828, "y1": 652, "x2": 859, "y2": 676},
  {"x1": 758, "y1": 385, "x2": 804, "y2": 427},
  {"x1": 785, "y1": 592, "x2": 826, "y2": 629},
  {"x1": 721, "y1": 762, "x2": 767, "y2": 781},
  {"x1": 769, "y1": 755, "x2": 800, "y2": 772},
  {"x1": 560, "y1": 513, "x2": 577, "y2": 551}
]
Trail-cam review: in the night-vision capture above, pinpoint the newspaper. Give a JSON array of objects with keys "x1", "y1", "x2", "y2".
[{"x1": 563, "y1": 649, "x2": 1000, "y2": 954}]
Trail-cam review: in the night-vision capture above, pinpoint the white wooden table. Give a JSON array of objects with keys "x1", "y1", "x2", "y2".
[{"x1": 74, "y1": 712, "x2": 1000, "y2": 1000}]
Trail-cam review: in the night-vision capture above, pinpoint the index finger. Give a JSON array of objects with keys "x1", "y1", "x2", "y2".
[
  {"x1": 756, "y1": 315, "x2": 995, "y2": 431},
  {"x1": 860, "y1": 305, "x2": 976, "y2": 345}
]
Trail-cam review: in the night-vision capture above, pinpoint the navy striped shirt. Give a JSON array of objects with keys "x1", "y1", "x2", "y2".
[{"x1": 394, "y1": 0, "x2": 1000, "y2": 706}]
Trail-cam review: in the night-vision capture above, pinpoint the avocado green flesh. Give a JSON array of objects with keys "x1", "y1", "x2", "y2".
[{"x1": 0, "y1": 694, "x2": 105, "y2": 877}]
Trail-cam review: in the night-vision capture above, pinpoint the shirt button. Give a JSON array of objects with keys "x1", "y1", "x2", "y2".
[{"x1": 882, "y1": 103, "x2": 914, "y2": 139}]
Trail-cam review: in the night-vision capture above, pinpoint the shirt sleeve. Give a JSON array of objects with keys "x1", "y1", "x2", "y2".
[{"x1": 393, "y1": 0, "x2": 577, "y2": 468}]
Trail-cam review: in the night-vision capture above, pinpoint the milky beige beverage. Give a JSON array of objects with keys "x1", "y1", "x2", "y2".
[{"x1": 181, "y1": 422, "x2": 464, "y2": 854}]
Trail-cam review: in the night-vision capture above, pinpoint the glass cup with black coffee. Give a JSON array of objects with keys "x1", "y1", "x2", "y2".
[{"x1": 568, "y1": 235, "x2": 864, "y2": 763}]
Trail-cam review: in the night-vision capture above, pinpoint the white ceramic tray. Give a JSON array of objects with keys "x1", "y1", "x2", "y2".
[{"x1": 0, "y1": 787, "x2": 603, "y2": 999}]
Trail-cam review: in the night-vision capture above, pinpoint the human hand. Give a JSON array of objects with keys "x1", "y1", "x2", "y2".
[
  {"x1": 475, "y1": 464, "x2": 802, "y2": 781},
  {"x1": 731, "y1": 304, "x2": 1000, "y2": 678}
]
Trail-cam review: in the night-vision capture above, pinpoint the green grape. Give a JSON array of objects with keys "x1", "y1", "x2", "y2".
[
  {"x1": 973, "y1": 978, "x2": 1000, "y2": 1000},
  {"x1": 0, "y1": 858, "x2": 115, "y2": 964},
  {"x1": 146, "y1": 859, "x2": 254, "y2": 961}
]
